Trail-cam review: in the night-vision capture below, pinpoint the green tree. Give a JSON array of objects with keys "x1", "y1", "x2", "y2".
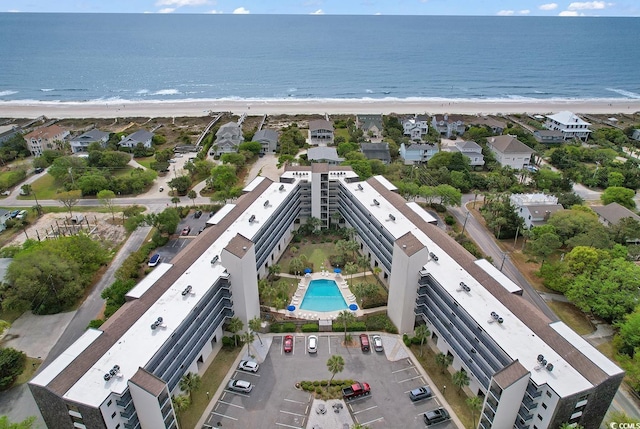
[
  {"x1": 289, "y1": 257, "x2": 304, "y2": 277},
  {"x1": 167, "y1": 175, "x2": 191, "y2": 196},
  {"x1": 171, "y1": 394, "x2": 191, "y2": 429},
  {"x1": 0, "y1": 347, "x2": 26, "y2": 390},
  {"x1": 336, "y1": 310, "x2": 355, "y2": 343},
  {"x1": 414, "y1": 324, "x2": 431, "y2": 357},
  {"x1": 248, "y1": 316, "x2": 263, "y2": 346},
  {"x1": 57, "y1": 190, "x2": 82, "y2": 218},
  {"x1": 0, "y1": 416, "x2": 36, "y2": 429},
  {"x1": 344, "y1": 262, "x2": 358, "y2": 287},
  {"x1": 227, "y1": 317, "x2": 243, "y2": 347},
  {"x1": 558, "y1": 423, "x2": 584, "y2": 429},
  {"x1": 526, "y1": 232, "x2": 561, "y2": 264},
  {"x1": 178, "y1": 372, "x2": 201, "y2": 401},
  {"x1": 601, "y1": 186, "x2": 636, "y2": 209},
  {"x1": 606, "y1": 411, "x2": 640, "y2": 425},
  {"x1": 466, "y1": 396, "x2": 483, "y2": 429},
  {"x1": 239, "y1": 141, "x2": 262, "y2": 156},
  {"x1": 326, "y1": 354, "x2": 345, "y2": 389},
  {"x1": 241, "y1": 330, "x2": 256, "y2": 357},
  {"x1": 452, "y1": 370, "x2": 470, "y2": 394},
  {"x1": 435, "y1": 352, "x2": 453, "y2": 374},
  {"x1": 353, "y1": 282, "x2": 377, "y2": 308},
  {"x1": 97, "y1": 189, "x2": 117, "y2": 221},
  {"x1": 187, "y1": 189, "x2": 197, "y2": 207},
  {"x1": 615, "y1": 307, "x2": 640, "y2": 356},
  {"x1": 171, "y1": 196, "x2": 180, "y2": 208}
]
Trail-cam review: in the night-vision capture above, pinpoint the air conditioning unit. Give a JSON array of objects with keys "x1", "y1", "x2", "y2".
[
  {"x1": 279, "y1": 184, "x2": 285, "y2": 191},
  {"x1": 182, "y1": 285, "x2": 193, "y2": 296},
  {"x1": 211, "y1": 255, "x2": 219, "y2": 265},
  {"x1": 373, "y1": 199, "x2": 380, "y2": 206},
  {"x1": 357, "y1": 184, "x2": 363, "y2": 191},
  {"x1": 263, "y1": 200, "x2": 269, "y2": 207},
  {"x1": 103, "y1": 373, "x2": 112, "y2": 381},
  {"x1": 249, "y1": 215, "x2": 256, "y2": 223},
  {"x1": 429, "y1": 252, "x2": 438, "y2": 261},
  {"x1": 388, "y1": 214, "x2": 396, "y2": 221}
]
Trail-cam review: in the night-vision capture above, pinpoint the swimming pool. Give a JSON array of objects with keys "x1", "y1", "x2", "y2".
[{"x1": 299, "y1": 279, "x2": 348, "y2": 312}]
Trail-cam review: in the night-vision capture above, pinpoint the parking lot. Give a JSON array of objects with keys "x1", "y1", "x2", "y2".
[
  {"x1": 153, "y1": 210, "x2": 213, "y2": 263},
  {"x1": 204, "y1": 334, "x2": 458, "y2": 429}
]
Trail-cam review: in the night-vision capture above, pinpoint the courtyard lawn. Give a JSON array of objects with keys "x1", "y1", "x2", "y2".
[{"x1": 279, "y1": 242, "x2": 335, "y2": 273}]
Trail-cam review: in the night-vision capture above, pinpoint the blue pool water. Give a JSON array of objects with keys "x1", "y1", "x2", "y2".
[{"x1": 299, "y1": 279, "x2": 348, "y2": 312}]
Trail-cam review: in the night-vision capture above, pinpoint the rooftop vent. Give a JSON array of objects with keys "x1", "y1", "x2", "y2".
[
  {"x1": 457, "y1": 282, "x2": 470, "y2": 292},
  {"x1": 488, "y1": 312, "x2": 503, "y2": 324},
  {"x1": 182, "y1": 285, "x2": 193, "y2": 296},
  {"x1": 279, "y1": 184, "x2": 285, "y2": 191},
  {"x1": 357, "y1": 184, "x2": 363, "y2": 191},
  {"x1": 249, "y1": 215, "x2": 256, "y2": 223},
  {"x1": 373, "y1": 199, "x2": 380, "y2": 206},
  {"x1": 263, "y1": 200, "x2": 269, "y2": 207},
  {"x1": 150, "y1": 316, "x2": 165, "y2": 330},
  {"x1": 211, "y1": 255, "x2": 219, "y2": 265},
  {"x1": 388, "y1": 214, "x2": 396, "y2": 221},
  {"x1": 537, "y1": 354, "x2": 545, "y2": 363},
  {"x1": 546, "y1": 363, "x2": 554, "y2": 372},
  {"x1": 429, "y1": 252, "x2": 438, "y2": 262},
  {"x1": 103, "y1": 373, "x2": 111, "y2": 381}
]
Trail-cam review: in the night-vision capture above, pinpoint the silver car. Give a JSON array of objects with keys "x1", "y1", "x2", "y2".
[
  {"x1": 227, "y1": 379, "x2": 253, "y2": 393},
  {"x1": 238, "y1": 360, "x2": 259, "y2": 373},
  {"x1": 372, "y1": 335, "x2": 384, "y2": 352}
]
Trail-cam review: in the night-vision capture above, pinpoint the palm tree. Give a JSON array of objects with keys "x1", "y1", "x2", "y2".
[
  {"x1": 326, "y1": 355, "x2": 345, "y2": 390},
  {"x1": 435, "y1": 352, "x2": 453, "y2": 374},
  {"x1": 357, "y1": 255, "x2": 370, "y2": 277},
  {"x1": 187, "y1": 189, "x2": 197, "y2": 207},
  {"x1": 331, "y1": 211, "x2": 342, "y2": 229},
  {"x1": 179, "y1": 372, "x2": 201, "y2": 401},
  {"x1": 172, "y1": 395, "x2": 190, "y2": 429},
  {"x1": 241, "y1": 330, "x2": 256, "y2": 357},
  {"x1": 227, "y1": 317, "x2": 243, "y2": 347},
  {"x1": 248, "y1": 316, "x2": 263, "y2": 345},
  {"x1": 344, "y1": 262, "x2": 358, "y2": 287},
  {"x1": 452, "y1": 370, "x2": 470, "y2": 394},
  {"x1": 414, "y1": 324, "x2": 431, "y2": 357},
  {"x1": 353, "y1": 282, "x2": 376, "y2": 308},
  {"x1": 466, "y1": 395, "x2": 483, "y2": 428},
  {"x1": 171, "y1": 196, "x2": 180, "y2": 208},
  {"x1": 336, "y1": 310, "x2": 355, "y2": 344}
]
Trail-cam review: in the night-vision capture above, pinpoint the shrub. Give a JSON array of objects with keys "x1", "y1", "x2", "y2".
[
  {"x1": 269, "y1": 323, "x2": 283, "y2": 333},
  {"x1": 301, "y1": 323, "x2": 319, "y2": 332},
  {"x1": 0, "y1": 347, "x2": 26, "y2": 390},
  {"x1": 332, "y1": 321, "x2": 367, "y2": 332},
  {"x1": 281, "y1": 322, "x2": 297, "y2": 332},
  {"x1": 411, "y1": 336, "x2": 421, "y2": 345},
  {"x1": 315, "y1": 387, "x2": 322, "y2": 394},
  {"x1": 364, "y1": 314, "x2": 397, "y2": 333},
  {"x1": 88, "y1": 319, "x2": 105, "y2": 329},
  {"x1": 403, "y1": 333, "x2": 411, "y2": 347},
  {"x1": 221, "y1": 336, "x2": 237, "y2": 347},
  {"x1": 444, "y1": 215, "x2": 456, "y2": 226}
]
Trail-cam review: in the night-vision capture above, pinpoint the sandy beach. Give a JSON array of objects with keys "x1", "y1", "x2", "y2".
[{"x1": 1, "y1": 98, "x2": 639, "y2": 119}]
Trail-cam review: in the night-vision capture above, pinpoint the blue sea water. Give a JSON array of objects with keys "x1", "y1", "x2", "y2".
[
  {"x1": 0, "y1": 14, "x2": 639, "y2": 104},
  {"x1": 300, "y1": 279, "x2": 347, "y2": 312}
]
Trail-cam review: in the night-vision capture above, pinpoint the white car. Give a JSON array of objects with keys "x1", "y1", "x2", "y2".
[
  {"x1": 227, "y1": 379, "x2": 253, "y2": 393},
  {"x1": 308, "y1": 335, "x2": 318, "y2": 353},
  {"x1": 372, "y1": 335, "x2": 384, "y2": 352},
  {"x1": 238, "y1": 360, "x2": 259, "y2": 373}
]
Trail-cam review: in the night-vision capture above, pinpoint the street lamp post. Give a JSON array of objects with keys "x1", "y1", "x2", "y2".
[{"x1": 461, "y1": 211, "x2": 470, "y2": 235}]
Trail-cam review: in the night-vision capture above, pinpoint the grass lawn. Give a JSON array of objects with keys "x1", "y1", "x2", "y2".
[
  {"x1": 334, "y1": 128, "x2": 349, "y2": 142},
  {"x1": 15, "y1": 357, "x2": 42, "y2": 386},
  {"x1": 179, "y1": 346, "x2": 241, "y2": 429},
  {"x1": 279, "y1": 242, "x2": 336, "y2": 273},
  {"x1": 27, "y1": 173, "x2": 60, "y2": 200},
  {"x1": 508, "y1": 251, "x2": 554, "y2": 294},
  {"x1": 410, "y1": 344, "x2": 476, "y2": 429},
  {"x1": 546, "y1": 301, "x2": 595, "y2": 335},
  {"x1": 135, "y1": 156, "x2": 154, "y2": 169},
  {"x1": 0, "y1": 307, "x2": 24, "y2": 324}
]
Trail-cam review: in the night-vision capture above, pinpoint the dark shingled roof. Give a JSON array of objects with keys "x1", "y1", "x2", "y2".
[
  {"x1": 592, "y1": 202, "x2": 640, "y2": 225},
  {"x1": 492, "y1": 360, "x2": 530, "y2": 389},
  {"x1": 129, "y1": 368, "x2": 167, "y2": 397},
  {"x1": 45, "y1": 177, "x2": 274, "y2": 396},
  {"x1": 224, "y1": 234, "x2": 254, "y2": 259},
  {"x1": 366, "y1": 177, "x2": 611, "y2": 387},
  {"x1": 487, "y1": 135, "x2": 535, "y2": 154},
  {"x1": 396, "y1": 232, "x2": 425, "y2": 257}
]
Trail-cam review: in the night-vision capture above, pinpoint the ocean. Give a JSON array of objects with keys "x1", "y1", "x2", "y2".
[{"x1": 0, "y1": 13, "x2": 639, "y2": 105}]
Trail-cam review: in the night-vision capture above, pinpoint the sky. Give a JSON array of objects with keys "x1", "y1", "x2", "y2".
[{"x1": 1, "y1": 0, "x2": 638, "y2": 16}]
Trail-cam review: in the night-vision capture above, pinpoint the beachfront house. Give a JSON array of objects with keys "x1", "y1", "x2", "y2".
[
  {"x1": 308, "y1": 119, "x2": 334, "y2": 144},
  {"x1": 252, "y1": 129, "x2": 279, "y2": 154},
  {"x1": 402, "y1": 115, "x2": 429, "y2": 141},
  {"x1": 0, "y1": 124, "x2": 21, "y2": 145},
  {"x1": 533, "y1": 129, "x2": 565, "y2": 144},
  {"x1": 307, "y1": 146, "x2": 343, "y2": 165},
  {"x1": 545, "y1": 111, "x2": 592, "y2": 142},
  {"x1": 487, "y1": 135, "x2": 534, "y2": 170},
  {"x1": 360, "y1": 142, "x2": 391, "y2": 164},
  {"x1": 24, "y1": 125, "x2": 69, "y2": 157},
  {"x1": 120, "y1": 130, "x2": 154, "y2": 149},
  {"x1": 431, "y1": 114, "x2": 465, "y2": 138},
  {"x1": 399, "y1": 142, "x2": 439, "y2": 165},
  {"x1": 356, "y1": 114, "x2": 383, "y2": 139},
  {"x1": 510, "y1": 193, "x2": 564, "y2": 229},
  {"x1": 70, "y1": 129, "x2": 110, "y2": 153},
  {"x1": 467, "y1": 116, "x2": 506, "y2": 135},
  {"x1": 444, "y1": 140, "x2": 485, "y2": 167},
  {"x1": 213, "y1": 122, "x2": 243, "y2": 156}
]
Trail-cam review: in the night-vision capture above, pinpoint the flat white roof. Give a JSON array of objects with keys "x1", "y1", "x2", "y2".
[
  {"x1": 474, "y1": 259, "x2": 522, "y2": 294},
  {"x1": 126, "y1": 263, "x2": 173, "y2": 299},
  {"x1": 208, "y1": 204, "x2": 235, "y2": 225},
  {"x1": 372, "y1": 175, "x2": 397, "y2": 192},
  {"x1": 31, "y1": 329, "x2": 103, "y2": 388},
  {"x1": 243, "y1": 175, "x2": 267, "y2": 192},
  {"x1": 406, "y1": 202, "x2": 438, "y2": 225}
]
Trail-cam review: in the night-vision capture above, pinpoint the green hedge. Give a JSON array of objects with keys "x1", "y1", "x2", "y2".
[
  {"x1": 301, "y1": 323, "x2": 319, "y2": 332},
  {"x1": 332, "y1": 321, "x2": 367, "y2": 332},
  {"x1": 270, "y1": 322, "x2": 297, "y2": 333},
  {"x1": 364, "y1": 314, "x2": 398, "y2": 333}
]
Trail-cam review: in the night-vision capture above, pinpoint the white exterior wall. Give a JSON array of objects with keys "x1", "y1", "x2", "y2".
[
  {"x1": 492, "y1": 375, "x2": 529, "y2": 429},
  {"x1": 537, "y1": 387, "x2": 561, "y2": 428},
  {"x1": 99, "y1": 395, "x2": 126, "y2": 429},
  {"x1": 310, "y1": 174, "x2": 323, "y2": 221},
  {"x1": 388, "y1": 243, "x2": 429, "y2": 334},
  {"x1": 222, "y1": 245, "x2": 260, "y2": 326},
  {"x1": 128, "y1": 383, "x2": 166, "y2": 429}
]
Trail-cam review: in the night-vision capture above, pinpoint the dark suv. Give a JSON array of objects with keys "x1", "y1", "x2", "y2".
[
  {"x1": 194, "y1": 210, "x2": 203, "y2": 218},
  {"x1": 423, "y1": 408, "x2": 450, "y2": 426}
]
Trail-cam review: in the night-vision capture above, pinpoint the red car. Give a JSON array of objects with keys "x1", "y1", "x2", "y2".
[
  {"x1": 283, "y1": 335, "x2": 293, "y2": 353},
  {"x1": 181, "y1": 226, "x2": 191, "y2": 236}
]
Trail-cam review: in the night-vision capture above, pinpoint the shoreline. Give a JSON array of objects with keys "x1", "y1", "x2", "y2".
[{"x1": 1, "y1": 98, "x2": 639, "y2": 119}]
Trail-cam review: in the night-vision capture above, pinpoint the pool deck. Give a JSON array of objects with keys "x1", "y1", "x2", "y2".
[{"x1": 287, "y1": 272, "x2": 363, "y2": 320}]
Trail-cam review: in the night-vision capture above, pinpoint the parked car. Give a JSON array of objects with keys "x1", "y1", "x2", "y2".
[
  {"x1": 16, "y1": 210, "x2": 28, "y2": 220},
  {"x1": 308, "y1": 335, "x2": 318, "y2": 353},
  {"x1": 148, "y1": 253, "x2": 161, "y2": 267},
  {"x1": 9, "y1": 210, "x2": 19, "y2": 218},
  {"x1": 409, "y1": 385, "x2": 433, "y2": 401},
  {"x1": 227, "y1": 379, "x2": 253, "y2": 393},
  {"x1": 198, "y1": 226, "x2": 205, "y2": 235},
  {"x1": 372, "y1": 335, "x2": 383, "y2": 352},
  {"x1": 168, "y1": 159, "x2": 177, "y2": 163},
  {"x1": 342, "y1": 382, "x2": 371, "y2": 400},
  {"x1": 34, "y1": 167, "x2": 44, "y2": 173},
  {"x1": 359, "y1": 334, "x2": 370, "y2": 352},
  {"x1": 237, "y1": 360, "x2": 259, "y2": 373},
  {"x1": 423, "y1": 407, "x2": 450, "y2": 426},
  {"x1": 283, "y1": 335, "x2": 293, "y2": 353},
  {"x1": 194, "y1": 210, "x2": 203, "y2": 218},
  {"x1": 159, "y1": 186, "x2": 164, "y2": 192},
  {"x1": 181, "y1": 226, "x2": 191, "y2": 236}
]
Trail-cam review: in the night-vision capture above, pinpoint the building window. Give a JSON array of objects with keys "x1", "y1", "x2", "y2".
[
  {"x1": 107, "y1": 400, "x2": 112, "y2": 407},
  {"x1": 546, "y1": 391, "x2": 552, "y2": 398},
  {"x1": 542, "y1": 403, "x2": 547, "y2": 409},
  {"x1": 537, "y1": 414, "x2": 543, "y2": 421},
  {"x1": 111, "y1": 412, "x2": 116, "y2": 419}
]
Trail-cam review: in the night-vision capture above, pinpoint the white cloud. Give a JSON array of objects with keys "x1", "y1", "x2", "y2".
[
  {"x1": 156, "y1": 0, "x2": 210, "y2": 6},
  {"x1": 559, "y1": 10, "x2": 580, "y2": 15},
  {"x1": 158, "y1": 8, "x2": 175, "y2": 13},
  {"x1": 497, "y1": 10, "x2": 515, "y2": 15},
  {"x1": 7, "y1": 9, "x2": 20, "y2": 12},
  {"x1": 539, "y1": 3, "x2": 558, "y2": 10},
  {"x1": 568, "y1": 1, "x2": 609, "y2": 10},
  {"x1": 311, "y1": 9, "x2": 324, "y2": 15},
  {"x1": 520, "y1": 9, "x2": 531, "y2": 14},
  {"x1": 209, "y1": 9, "x2": 223, "y2": 13},
  {"x1": 233, "y1": 6, "x2": 250, "y2": 14}
]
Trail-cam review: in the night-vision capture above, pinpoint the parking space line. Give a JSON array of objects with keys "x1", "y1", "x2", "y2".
[
  {"x1": 236, "y1": 371, "x2": 261, "y2": 377},
  {"x1": 398, "y1": 375, "x2": 423, "y2": 383},
  {"x1": 360, "y1": 417, "x2": 384, "y2": 426},
  {"x1": 392, "y1": 366, "x2": 415, "y2": 374},
  {"x1": 283, "y1": 398, "x2": 307, "y2": 405},
  {"x1": 327, "y1": 336, "x2": 331, "y2": 354},
  {"x1": 210, "y1": 411, "x2": 238, "y2": 421},
  {"x1": 275, "y1": 422, "x2": 303, "y2": 429},
  {"x1": 223, "y1": 389, "x2": 251, "y2": 397},
  {"x1": 279, "y1": 410, "x2": 306, "y2": 417},
  {"x1": 352, "y1": 405, "x2": 378, "y2": 415},
  {"x1": 218, "y1": 400, "x2": 245, "y2": 409}
]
